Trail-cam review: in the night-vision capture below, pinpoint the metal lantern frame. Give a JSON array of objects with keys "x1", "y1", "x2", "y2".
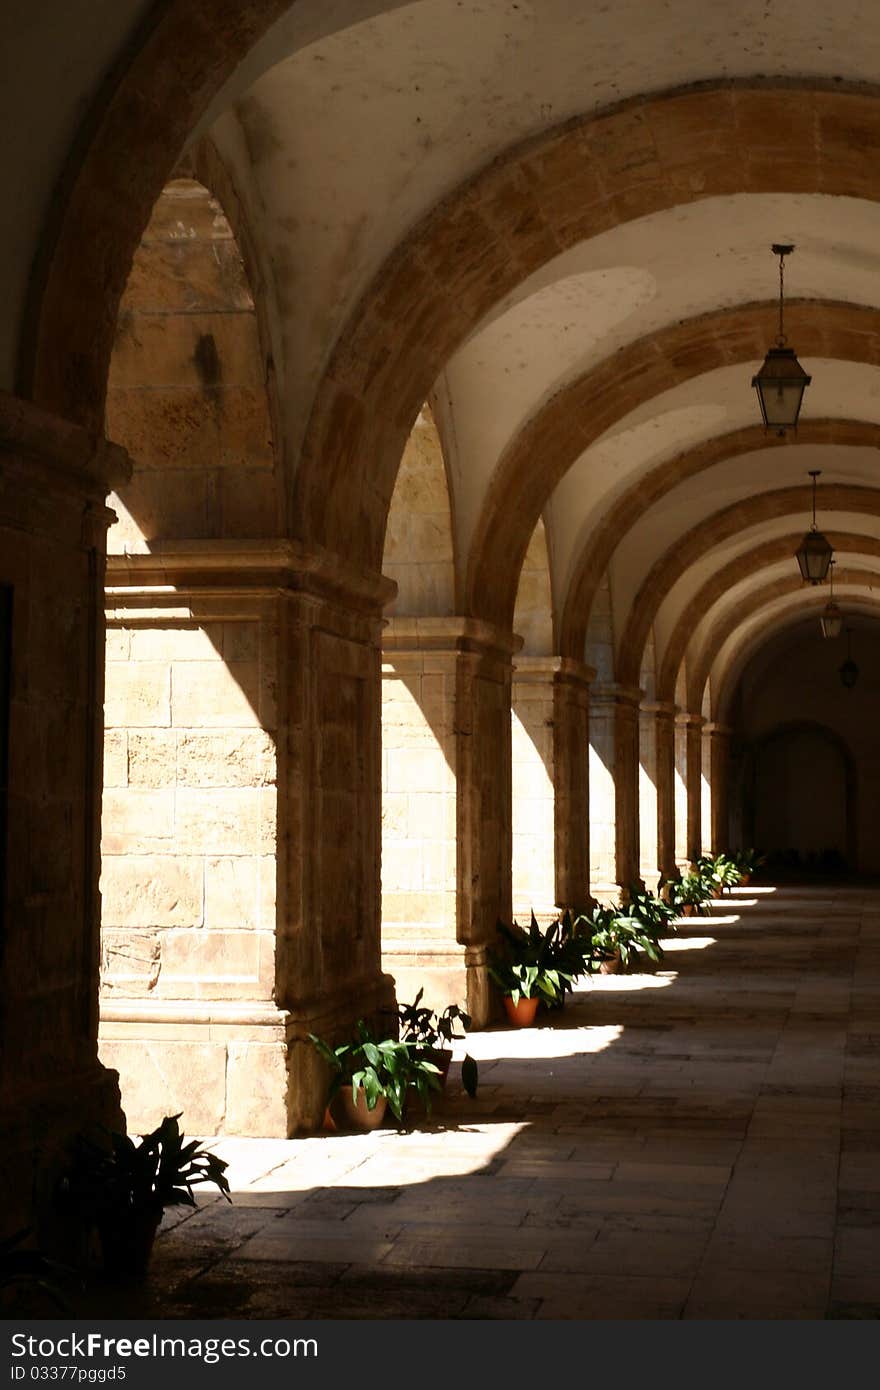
[
  {"x1": 752, "y1": 244, "x2": 812, "y2": 435},
  {"x1": 796, "y1": 469, "x2": 833, "y2": 585},
  {"x1": 819, "y1": 559, "x2": 843, "y2": 639}
]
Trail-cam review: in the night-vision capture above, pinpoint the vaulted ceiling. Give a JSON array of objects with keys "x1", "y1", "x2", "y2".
[{"x1": 9, "y1": 0, "x2": 880, "y2": 713}]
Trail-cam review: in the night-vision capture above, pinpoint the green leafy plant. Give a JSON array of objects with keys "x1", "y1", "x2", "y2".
[
  {"x1": 59, "y1": 1114, "x2": 231, "y2": 1276},
  {"x1": 62, "y1": 1114, "x2": 231, "y2": 1221},
  {"x1": 489, "y1": 912, "x2": 583, "y2": 1009},
  {"x1": 584, "y1": 902, "x2": 664, "y2": 971},
  {"x1": 393, "y1": 990, "x2": 479, "y2": 1098},
  {"x1": 665, "y1": 870, "x2": 713, "y2": 912},
  {"x1": 696, "y1": 852, "x2": 736, "y2": 893},
  {"x1": 309, "y1": 1019, "x2": 445, "y2": 1122},
  {"x1": 731, "y1": 847, "x2": 766, "y2": 877},
  {"x1": 626, "y1": 884, "x2": 678, "y2": 934}
]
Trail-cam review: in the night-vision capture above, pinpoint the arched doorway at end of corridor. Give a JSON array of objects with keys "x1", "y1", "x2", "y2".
[{"x1": 742, "y1": 721, "x2": 857, "y2": 875}]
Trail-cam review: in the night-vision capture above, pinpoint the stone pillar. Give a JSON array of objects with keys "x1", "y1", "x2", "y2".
[
  {"x1": 652, "y1": 702, "x2": 678, "y2": 883},
  {"x1": 457, "y1": 622, "x2": 522, "y2": 1026},
  {"x1": 553, "y1": 659, "x2": 595, "y2": 914},
  {"x1": 0, "y1": 393, "x2": 127, "y2": 1237},
  {"x1": 380, "y1": 619, "x2": 462, "y2": 1012},
  {"x1": 379, "y1": 618, "x2": 519, "y2": 1027},
  {"x1": 706, "y1": 722, "x2": 732, "y2": 855},
  {"x1": 673, "y1": 712, "x2": 691, "y2": 870},
  {"x1": 98, "y1": 541, "x2": 397, "y2": 1135},
  {"x1": 510, "y1": 656, "x2": 596, "y2": 921},
  {"x1": 590, "y1": 684, "x2": 642, "y2": 900},
  {"x1": 639, "y1": 702, "x2": 670, "y2": 891},
  {"x1": 684, "y1": 713, "x2": 705, "y2": 864}
]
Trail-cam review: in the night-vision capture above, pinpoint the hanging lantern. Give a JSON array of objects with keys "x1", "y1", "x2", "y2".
[
  {"x1": 795, "y1": 469, "x2": 833, "y2": 584},
  {"x1": 839, "y1": 628, "x2": 859, "y2": 688},
  {"x1": 752, "y1": 244, "x2": 812, "y2": 435},
  {"x1": 819, "y1": 560, "x2": 843, "y2": 639}
]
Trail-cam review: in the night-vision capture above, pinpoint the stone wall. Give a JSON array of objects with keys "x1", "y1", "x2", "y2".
[{"x1": 98, "y1": 579, "x2": 280, "y2": 1135}]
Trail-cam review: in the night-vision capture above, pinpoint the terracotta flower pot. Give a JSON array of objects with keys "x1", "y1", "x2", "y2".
[
  {"x1": 740, "y1": 874, "x2": 751, "y2": 886},
  {"x1": 682, "y1": 903, "x2": 695, "y2": 917},
  {"x1": 99, "y1": 1207, "x2": 163, "y2": 1278},
  {"x1": 597, "y1": 952, "x2": 621, "y2": 975},
  {"x1": 428, "y1": 1048, "x2": 453, "y2": 1087},
  {"x1": 341, "y1": 1086, "x2": 388, "y2": 1130},
  {"x1": 503, "y1": 995, "x2": 539, "y2": 1027}
]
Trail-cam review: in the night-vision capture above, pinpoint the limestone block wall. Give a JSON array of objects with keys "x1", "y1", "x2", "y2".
[
  {"x1": 674, "y1": 715, "x2": 690, "y2": 868},
  {"x1": 512, "y1": 661, "x2": 557, "y2": 923},
  {"x1": 104, "y1": 179, "x2": 279, "y2": 548},
  {"x1": 639, "y1": 708, "x2": 660, "y2": 888},
  {"x1": 381, "y1": 636, "x2": 458, "y2": 1009},
  {"x1": 98, "y1": 584, "x2": 280, "y2": 1135}
]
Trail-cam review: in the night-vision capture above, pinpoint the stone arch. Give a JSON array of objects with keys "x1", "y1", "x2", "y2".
[
  {"x1": 561, "y1": 420, "x2": 880, "y2": 661},
  {"x1": 687, "y1": 566, "x2": 880, "y2": 714},
  {"x1": 468, "y1": 300, "x2": 880, "y2": 635},
  {"x1": 657, "y1": 531, "x2": 880, "y2": 703},
  {"x1": 98, "y1": 166, "x2": 288, "y2": 1136},
  {"x1": 617, "y1": 483, "x2": 880, "y2": 690},
  {"x1": 747, "y1": 720, "x2": 858, "y2": 872},
  {"x1": 105, "y1": 172, "x2": 279, "y2": 547},
  {"x1": 380, "y1": 402, "x2": 461, "y2": 1005},
  {"x1": 27, "y1": 77, "x2": 880, "y2": 572},
  {"x1": 383, "y1": 403, "x2": 456, "y2": 618}
]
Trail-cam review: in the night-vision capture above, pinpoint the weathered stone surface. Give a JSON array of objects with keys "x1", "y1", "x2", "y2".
[
  {"x1": 226, "y1": 1042, "x2": 291, "y2": 1136},
  {"x1": 98, "y1": 1039, "x2": 227, "y2": 1135},
  {"x1": 176, "y1": 730, "x2": 275, "y2": 787},
  {"x1": 104, "y1": 661, "x2": 171, "y2": 727},
  {"x1": 101, "y1": 929, "x2": 161, "y2": 993},
  {"x1": 101, "y1": 854, "x2": 203, "y2": 928}
]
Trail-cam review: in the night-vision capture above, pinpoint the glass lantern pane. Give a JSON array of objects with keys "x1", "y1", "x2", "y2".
[{"x1": 761, "y1": 380, "x2": 806, "y2": 426}]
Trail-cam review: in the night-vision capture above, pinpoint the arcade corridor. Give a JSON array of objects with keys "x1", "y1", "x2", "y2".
[{"x1": 79, "y1": 885, "x2": 880, "y2": 1320}]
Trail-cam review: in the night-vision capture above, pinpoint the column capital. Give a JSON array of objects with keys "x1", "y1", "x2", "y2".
[
  {"x1": 513, "y1": 654, "x2": 596, "y2": 687},
  {"x1": 0, "y1": 389, "x2": 131, "y2": 499},
  {"x1": 107, "y1": 537, "x2": 397, "y2": 615},
  {"x1": 675, "y1": 710, "x2": 705, "y2": 729},
  {"x1": 591, "y1": 682, "x2": 644, "y2": 708},
  {"x1": 704, "y1": 721, "x2": 733, "y2": 737},
  {"x1": 641, "y1": 699, "x2": 677, "y2": 718},
  {"x1": 383, "y1": 615, "x2": 523, "y2": 658}
]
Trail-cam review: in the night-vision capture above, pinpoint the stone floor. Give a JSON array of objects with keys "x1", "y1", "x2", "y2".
[{"x1": 76, "y1": 884, "x2": 880, "y2": 1319}]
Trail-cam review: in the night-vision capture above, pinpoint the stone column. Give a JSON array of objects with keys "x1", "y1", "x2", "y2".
[
  {"x1": 706, "y1": 722, "x2": 732, "y2": 855},
  {"x1": 457, "y1": 622, "x2": 522, "y2": 1026},
  {"x1": 99, "y1": 541, "x2": 397, "y2": 1135},
  {"x1": 552, "y1": 659, "x2": 595, "y2": 915},
  {"x1": 590, "y1": 684, "x2": 642, "y2": 900},
  {"x1": 512, "y1": 657, "x2": 595, "y2": 923},
  {"x1": 652, "y1": 702, "x2": 678, "y2": 883},
  {"x1": 380, "y1": 618, "x2": 463, "y2": 1013},
  {"x1": 673, "y1": 712, "x2": 692, "y2": 870},
  {"x1": 639, "y1": 701, "x2": 672, "y2": 891},
  {"x1": 684, "y1": 713, "x2": 706, "y2": 864},
  {"x1": 0, "y1": 392, "x2": 128, "y2": 1236}
]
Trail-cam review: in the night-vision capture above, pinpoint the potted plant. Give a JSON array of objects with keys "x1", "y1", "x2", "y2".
[
  {"x1": 587, "y1": 906, "x2": 664, "y2": 973},
  {"x1": 394, "y1": 990, "x2": 479, "y2": 1096},
  {"x1": 731, "y1": 847, "x2": 765, "y2": 886},
  {"x1": 667, "y1": 870, "x2": 712, "y2": 917},
  {"x1": 489, "y1": 912, "x2": 584, "y2": 1024},
  {"x1": 626, "y1": 885, "x2": 678, "y2": 936},
  {"x1": 60, "y1": 1114, "x2": 231, "y2": 1278},
  {"x1": 309, "y1": 1018, "x2": 447, "y2": 1130}
]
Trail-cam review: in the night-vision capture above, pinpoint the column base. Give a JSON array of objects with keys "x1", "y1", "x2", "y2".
[{"x1": 100, "y1": 971, "x2": 398, "y2": 1138}]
